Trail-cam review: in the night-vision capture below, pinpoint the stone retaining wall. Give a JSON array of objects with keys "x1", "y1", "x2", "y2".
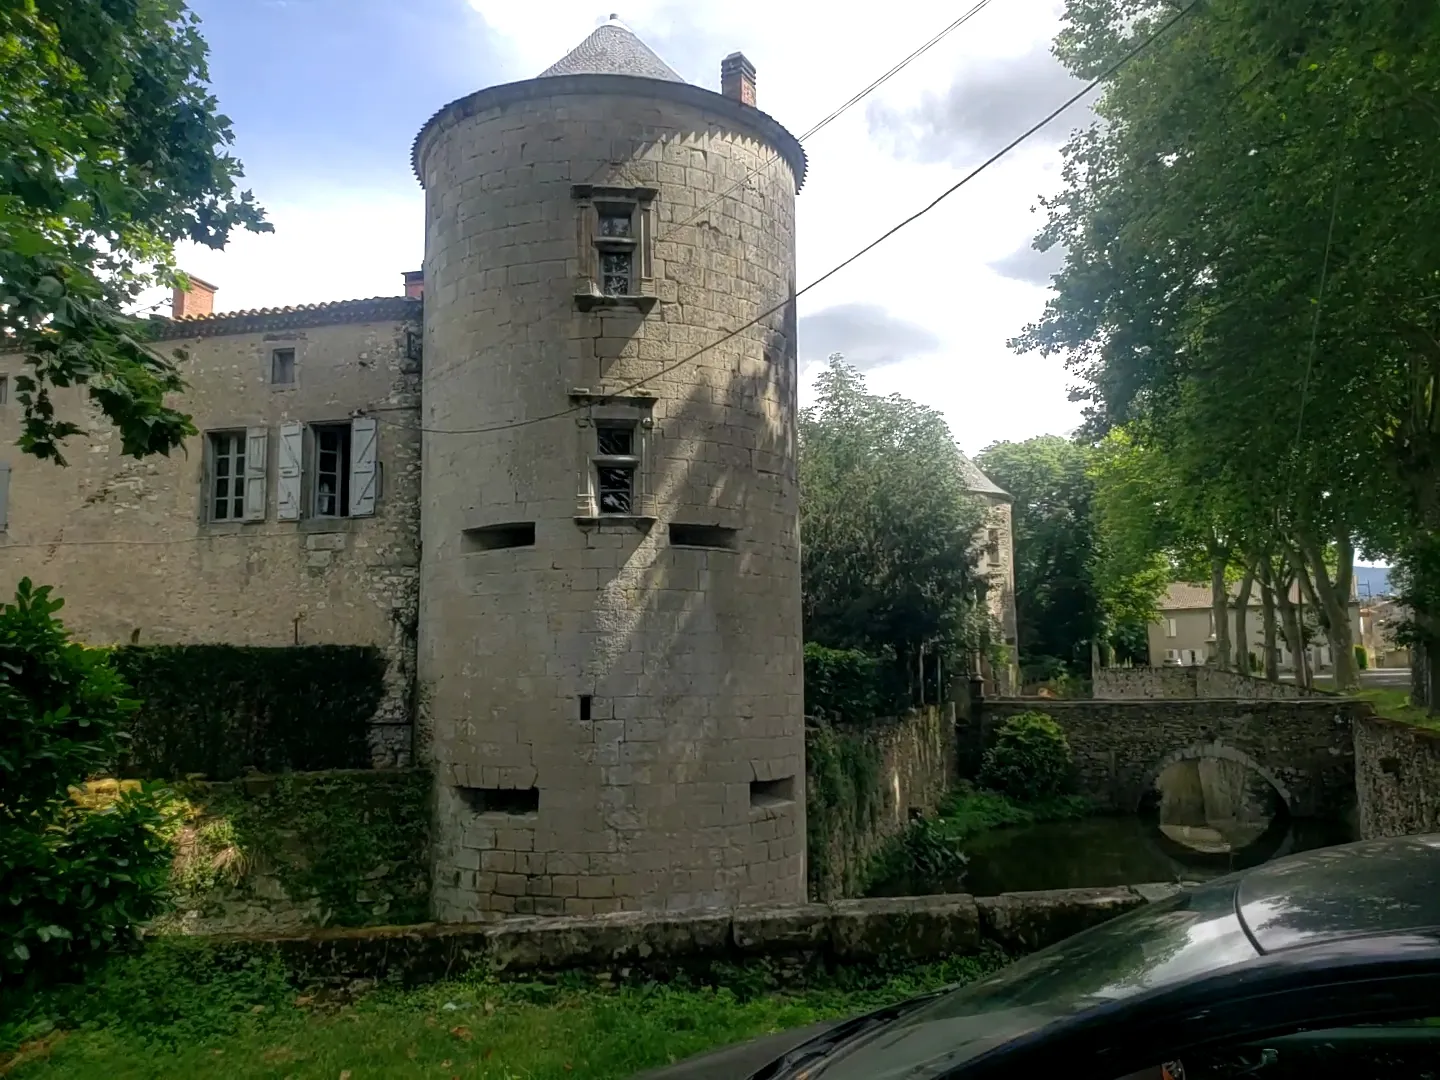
[
  {"x1": 806, "y1": 705, "x2": 956, "y2": 900},
  {"x1": 1356, "y1": 712, "x2": 1440, "y2": 839},
  {"x1": 196, "y1": 883, "x2": 1177, "y2": 988},
  {"x1": 1093, "y1": 667, "x2": 1318, "y2": 700}
]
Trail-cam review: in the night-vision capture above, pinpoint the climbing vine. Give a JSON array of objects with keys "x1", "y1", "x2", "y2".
[{"x1": 805, "y1": 719, "x2": 884, "y2": 900}]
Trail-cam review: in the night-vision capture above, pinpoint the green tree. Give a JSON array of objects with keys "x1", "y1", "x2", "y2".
[
  {"x1": 975, "y1": 435, "x2": 1105, "y2": 676},
  {"x1": 800, "y1": 356, "x2": 989, "y2": 694},
  {"x1": 1, "y1": 580, "x2": 172, "y2": 988},
  {"x1": 2, "y1": 0, "x2": 269, "y2": 465},
  {"x1": 1012, "y1": 0, "x2": 1440, "y2": 694}
]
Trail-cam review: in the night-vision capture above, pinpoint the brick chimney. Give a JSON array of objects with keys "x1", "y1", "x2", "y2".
[
  {"x1": 171, "y1": 273, "x2": 217, "y2": 320},
  {"x1": 721, "y1": 52, "x2": 756, "y2": 107},
  {"x1": 402, "y1": 270, "x2": 424, "y2": 299}
]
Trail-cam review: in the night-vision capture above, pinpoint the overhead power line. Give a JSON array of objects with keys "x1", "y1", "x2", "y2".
[{"x1": 381, "y1": 0, "x2": 1201, "y2": 439}]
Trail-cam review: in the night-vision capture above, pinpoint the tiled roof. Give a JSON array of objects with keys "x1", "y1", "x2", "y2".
[
  {"x1": 957, "y1": 451, "x2": 1010, "y2": 499},
  {"x1": 148, "y1": 296, "x2": 420, "y2": 341},
  {"x1": 539, "y1": 19, "x2": 685, "y2": 82}
]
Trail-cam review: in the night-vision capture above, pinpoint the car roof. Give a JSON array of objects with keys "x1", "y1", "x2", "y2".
[{"x1": 1238, "y1": 835, "x2": 1440, "y2": 953}]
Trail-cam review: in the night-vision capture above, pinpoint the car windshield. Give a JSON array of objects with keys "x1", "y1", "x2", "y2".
[{"x1": 816, "y1": 882, "x2": 1257, "y2": 1080}]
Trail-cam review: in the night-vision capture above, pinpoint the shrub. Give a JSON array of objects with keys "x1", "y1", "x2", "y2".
[
  {"x1": 804, "y1": 644, "x2": 906, "y2": 723},
  {"x1": 1355, "y1": 645, "x2": 1369, "y2": 671},
  {"x1": 0, "y1": 580, "x2": 173, "y2": 990},
  {"x1": 979, "y1": 711, "x2": 1074, "y2": 801}
]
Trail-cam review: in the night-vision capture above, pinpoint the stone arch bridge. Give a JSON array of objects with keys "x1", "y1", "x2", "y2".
[{"x1": 968, "y1": 697, "x2": 1366, "y2": 817}]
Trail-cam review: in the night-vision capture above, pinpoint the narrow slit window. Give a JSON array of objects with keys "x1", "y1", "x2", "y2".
[
  {"x1": 208, "y1": 432, "x2": 246, "y2": 521},
  {"x1": 670, "y1": 523, "x2": 738, "y2": 550},
  {"x1": 987, "y1": 528, "x2": 1001, "y2": 565},
  {"x1": 313, "y1": 424, "x2": 352, "y2": 518},
  {"x1": 457, "y1": 786, "x2": 539, "y2": 815},
  {"x1": 270, "y1": 347, "x2": 296, "y2": 385},
  {"x1": 579, "y1": 695, "x2": 592, "y2": 723},
  {"x1": 0, "y1": 375, "x2": 8, "y2": 405},
  {"x1": 750, "y1": 777, "x2": 795, "y2": 809},
  {"x1": 462, "y1": 522, "x2": 536, "y2": 551}
]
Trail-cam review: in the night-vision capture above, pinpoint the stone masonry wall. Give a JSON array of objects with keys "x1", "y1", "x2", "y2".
[
  {"x1": 1355, "y1": 713, "x2": 1440, "y2": 839},
  {"x1": 418, "y1": 80, "x2": 804, "y2": 919},
  {"x1": 189, "y1": 883, "x2": 1179, "y2": 989},
  {"x1": 1093, "y1": 667, "x2": 1317, "y2": 700},
  {"x1": 806, "y1": 704, "x2": 957, "y2": 901},
  {"x1": 0, "y1": 313, "x2": 422, "y2": 764},
  {"x1": 967, "y1": 698, "x2": 1359, "y2": 816}
]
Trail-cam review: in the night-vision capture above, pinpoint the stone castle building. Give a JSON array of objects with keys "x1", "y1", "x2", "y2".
[
  {"x1": 0, "y1": 19, "x2": 808, "y2": 918},
  {"x1": 958, "y1": 453, "x2": 1018, "y2": 693}
]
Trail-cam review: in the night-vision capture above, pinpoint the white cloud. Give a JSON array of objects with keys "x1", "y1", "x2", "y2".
[{"x1": 178, "y1": 0, "x2": 1085, "y2": 454}]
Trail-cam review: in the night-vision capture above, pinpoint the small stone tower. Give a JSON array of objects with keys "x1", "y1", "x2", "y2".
[{"x1": 413, "y1": 18, "x2": 808, "y2": 919}]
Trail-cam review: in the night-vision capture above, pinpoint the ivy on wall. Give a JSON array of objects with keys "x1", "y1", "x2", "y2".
[
  {"x1": 111, "y1": 645, "x2": 389, "y2": 780},
  {"x1": 162, "y1": 769, "x2": 431, "y2": 930},
  {"x1": 805, "y1": 718, "x2": 883, "y2": 901}
]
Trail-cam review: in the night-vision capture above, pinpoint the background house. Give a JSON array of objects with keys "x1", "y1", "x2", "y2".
[{"x1": 1149, "y1": 579, "x2": 1366, "y2": 674}]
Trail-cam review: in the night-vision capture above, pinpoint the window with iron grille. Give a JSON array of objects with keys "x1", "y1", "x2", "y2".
[
  {"x1": 209, "y1": 432, "x2": 247, "y2": 521},
  {"x1": 594, "y1": 424, "x2": 638, "y2": 515}
]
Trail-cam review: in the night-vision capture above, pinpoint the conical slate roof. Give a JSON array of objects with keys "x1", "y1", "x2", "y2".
[
  {"x1": 539, "y1": 18, "x2": 684, "y2": 82},
  {"x1": 957, "y1": 451, "x2": 1010, "y2": 499}
]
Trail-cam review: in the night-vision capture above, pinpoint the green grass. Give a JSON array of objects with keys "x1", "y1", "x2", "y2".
[
  {"x1": 1352, "y1": 687, "x2": 1440, "y2": 729},
  {"x1": 1, "y1": 941, "x2": 1008, "y2": 1079},
  {"x1": 927, "y1": 786, "x2": 1094, "y2": 842}
]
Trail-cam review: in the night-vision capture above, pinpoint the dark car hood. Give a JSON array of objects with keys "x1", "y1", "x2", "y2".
[{"x1": 629, "y1": 1023, "x2": 838, "y2": 1080}]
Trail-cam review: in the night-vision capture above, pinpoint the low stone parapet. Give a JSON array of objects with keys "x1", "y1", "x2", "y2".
[{"x1": 193, "y1": 883, "x2": 1178, "y2": 987}]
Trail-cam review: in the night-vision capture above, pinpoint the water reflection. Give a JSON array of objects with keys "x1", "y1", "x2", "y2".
[{"x1": 1143, "y1": 757, "x2": 1286, "y2": 856}]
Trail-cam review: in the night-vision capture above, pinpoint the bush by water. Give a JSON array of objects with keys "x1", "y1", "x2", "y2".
[{"x1": 979, "y1": 712, "x2": 1074, "y2": 801}]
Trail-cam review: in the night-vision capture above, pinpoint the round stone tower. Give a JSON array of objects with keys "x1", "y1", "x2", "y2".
[{"x1": 412, "y1": 19, "x2": 807, "y2": 920}]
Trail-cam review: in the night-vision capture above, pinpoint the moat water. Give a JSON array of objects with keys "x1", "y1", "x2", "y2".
[
  {"x1": 871, "y1": 754, "x2": 1358, "y2": 897},
  {"x1": 870, "y1": 814, "x2": 1356, "y2": 898}
]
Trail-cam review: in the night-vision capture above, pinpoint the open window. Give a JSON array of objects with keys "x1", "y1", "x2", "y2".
[{"x1": 275, "y1": 417, "x2": 378, "y2": 522}]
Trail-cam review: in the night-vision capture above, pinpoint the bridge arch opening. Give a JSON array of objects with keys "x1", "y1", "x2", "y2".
[{"x1": 1137, "y1": 742, "x2": 1295, "y2": 866}]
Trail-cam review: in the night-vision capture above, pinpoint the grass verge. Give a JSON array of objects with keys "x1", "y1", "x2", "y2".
[
  {"x1": 1352, "y1": 687, "x2": 1439, "y2": 729},
  {"x1": 1, "y1": 939, "x2": 1008, "y2": 1079}
]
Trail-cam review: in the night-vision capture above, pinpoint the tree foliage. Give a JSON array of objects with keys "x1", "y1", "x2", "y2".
[
  {"x1": 1, "y1": 0, "x2": 269, "y2": 464},
  {"x1": 1012, "y1": 0, "x2": 1440, "y2": 695},
  {"x1": 975, "y1": 435, "x2": 1107, "y2": 674},
  {"x1": 0, "y1": 580, "x2": 172, "y2": 988},
  {"x1": 800, "y1": 356, "x2": 990, "y2": 683}
]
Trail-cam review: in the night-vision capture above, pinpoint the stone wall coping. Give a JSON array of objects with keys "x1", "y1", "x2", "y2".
[
  {"x1": 1358, "y1": 708, "x2": 1440, "y2": 741},
  {"x1": 187, "y1": 884, "x2": 1182, "y2": 985},
  {"x1": 411, "y1": 74, "x2": 808, "y2": 191}
]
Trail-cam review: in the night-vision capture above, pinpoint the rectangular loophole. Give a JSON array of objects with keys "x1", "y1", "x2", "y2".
[
  {"x1": 579, "y1": 695, "x2": 592, "y2": 723},
  {"x1": 750, "y1": 776, "x2": 795, "y2": 809},
  {"x1": 669, "y1": 523, "x2": 738, "y2": 550},
  {"x1": 458, "y1": 786, "x2": 539, "y2": 815},
  {"x1": 462, "y1": 522, "x2": 536, "y2": 551}
]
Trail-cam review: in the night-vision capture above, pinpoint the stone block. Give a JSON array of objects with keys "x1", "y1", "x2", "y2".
[
  {"x1": 731, "y1": 903, "x2": 831, "y2": 953},
  {"x1": 829, "y1": 894, "x2": 981, "y2": 961},
  {"x1": 976, "y1": 887, "x2": 1146, "y2": 954}
]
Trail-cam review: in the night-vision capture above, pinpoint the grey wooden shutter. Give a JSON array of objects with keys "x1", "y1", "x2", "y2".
[
  {"x1": 277, "y1": 421, "x2": 303, "y2": 521},
  {"x1": 349, "y1": 416, "x2": 378, "y2": 517},
  {"x1": 0, "y1": 462, "x2": 9, "y2": 531},
  {"x1": 243, "y1": 426, "x2": 268, "y2": 522}
]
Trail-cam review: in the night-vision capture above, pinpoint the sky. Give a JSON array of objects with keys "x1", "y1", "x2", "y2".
[{"x1": 167, "y1": 0, "x2": 1099, "y2": 456}]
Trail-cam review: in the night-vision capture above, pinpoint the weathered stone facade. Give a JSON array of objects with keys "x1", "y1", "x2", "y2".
[
  {"x1": 966, "y1": 698, "x2": 1359, "y2": 817},
  {"x1": 0, "y1": 301, "x2": 422, "y2": 765},
  {"x1": 1355, "y1": 712, "x2": 1440, "y2": 839},
  {"x1": 807, "y1": 704, "x2": 957, "y2": 901},
  {"x1": 1093, "y1": 667, "x2": 1319, "y2": 700},
  {"x1": 414, "y1": 31, "x2": 807, "y2": 919}
]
